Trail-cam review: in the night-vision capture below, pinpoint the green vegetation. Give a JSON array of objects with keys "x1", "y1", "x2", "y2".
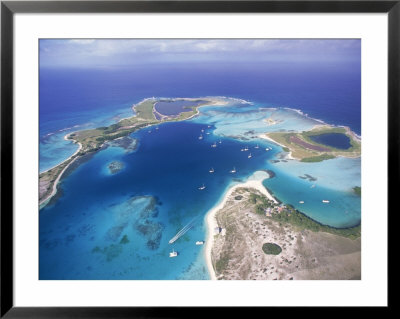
[
  {"x1": 262, "y1": 243, "x2": 282, "y2": 255},
  {"x1": 215, "y1": 253, "x2": 230, "y2": 273},
  {"x1": 39, "y1": 98, "x2": 214, "y2": 205},
  {"x1": 353, "y1": 186, "x2": 361, "y2": 196},
  {"x1": 247, "y1": 191, "x2": 360, "y2": 239},
  {"x1": 134, "y1": 100, "x2": 157, "y2": 120},
  {"x1": 269, "y1": 204, "x2": 361, "y2": 239},
  {"x1": 300, "y1": 154, "x2": 335, "y2": 162},
  {"x1": 266, "y1": 125, "x2": 361, "y2": 161}
]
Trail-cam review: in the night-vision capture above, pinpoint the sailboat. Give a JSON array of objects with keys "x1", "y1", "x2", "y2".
[
  {"x1": 198, "y1": 184, "x2": 206, "y2": 190},
  {"x1": 248, "y1": 153, "x2": 252, "y2": 158},
  {"x1": 211, "y1": 142, "x2": 217, "y2": 148},
  {"x1": 198, "y1": 135, "x2": 203, "y2": 140},
  {"x1": 254, "y1": 144, "x2": 259, "y2": 149},
  {"x1": 209, "y1": 168, "x2": 215, "y2": 173},
  {"x1": 230, "y1": 167, "x2": 236, "y2": 173},
  {"x1": 244, "y1": 146, "x2": 249, "y2": 151}
]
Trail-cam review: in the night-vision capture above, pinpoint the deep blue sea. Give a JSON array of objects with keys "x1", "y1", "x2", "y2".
[{"x1": 39, "y1": 60, "x2": 361, "y2": 279}]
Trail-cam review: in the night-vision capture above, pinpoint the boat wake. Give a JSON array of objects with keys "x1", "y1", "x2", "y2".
[{"x1": 169, "y1": 218, "x2": 196, "y2": 244}]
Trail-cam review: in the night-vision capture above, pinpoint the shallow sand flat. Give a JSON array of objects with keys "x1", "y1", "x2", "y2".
[{"x1": 210, "y1": 188, "x2": 361, "y2": 280}]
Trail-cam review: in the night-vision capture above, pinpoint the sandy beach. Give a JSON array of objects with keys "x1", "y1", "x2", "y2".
[
  {"x1": 204, "y1": 172, "x2": 276, "y2": 280},
  {"x1": 39, "y1": 134, "x2": 83, "y2": 206},
  {"x1": 259, "y1": 133, "x2": 296, "y2": 160},
  {"x1": 40, "y1": 133, "x2": 82, "y2": 175}
]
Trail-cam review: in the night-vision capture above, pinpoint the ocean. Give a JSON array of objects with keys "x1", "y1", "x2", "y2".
[{"x1": 39, "y1": 60, "x2": 361, "y2": 279}]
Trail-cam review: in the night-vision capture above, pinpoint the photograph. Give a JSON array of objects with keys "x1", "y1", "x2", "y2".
[{"x1": 38, "y1": 39, "x2": 362, "y2": 280}]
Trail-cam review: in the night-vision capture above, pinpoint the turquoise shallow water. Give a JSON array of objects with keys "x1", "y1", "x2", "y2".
[{"x1": 39, "y1": 101, "x2": 361, "y2": 279}]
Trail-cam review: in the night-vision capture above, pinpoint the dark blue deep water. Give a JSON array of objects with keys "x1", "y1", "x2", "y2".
[
  {"x1": 309, "y1": 133, "x2": 352, "y2": 150},
  {"x1": 40, "y1": 61, "x2": 361, "y2": 136},
  {"x1": 39, "y1": 60, "x2": 361, "y2": 279}
]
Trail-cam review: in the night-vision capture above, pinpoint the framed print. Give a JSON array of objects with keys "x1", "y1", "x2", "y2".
[{"x1": 1, "y1": 0, "x2": 396, "y2": 316}]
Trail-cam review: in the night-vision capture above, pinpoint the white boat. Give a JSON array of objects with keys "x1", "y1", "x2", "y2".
[
  {"x1": 219, "y1": 140, "x2": 222, "y2": 144},
  {"x1": 169, "y1": 249, "x2": 178, "y2": 258},
  {"x1": 255, "y1": 144, "x2": 259, "y2": 149},
  {"x1": 198, "y1": 184, "x2": 206, "y2": 190},
  {"x1": 211, "y1": 142, "x2": 217, "y2": 148},
  {"x1": 209, "y1": 168, "x2": 214, "y2": 173},
  {"x1": 265, "y1": 148, "x2": 270, "y2": 151},
  {"x1": 148, "y1": 130, "x2": 151, "y2": 133},
  {"x1": 241, "y1": 148, "x2": 245, "y2": 152},
  {"x1": 201, "y1": 129, "x2": 204, "y2": 132},
  {"x1": 322, "y1": 200, "x2": 330, "y2": 203},
  {"x1": 299, "y1": 201, "x2": 304, "y2": 204},
  {"x1": 196, "y1": 241, "x2": 205, "y2": 245},
  {"x1": 310, "y1": 184, "x2": 316, "y2": 188},
  {"x1": 230, "y1": 167, "x2": 236, "y2": 173},
  {"x1": 244, "y1": 146, "x2": 249, "y2": 151},
  {"x1": 155, "y1": 127, "x2": 159, "y2": 130},
  {"x1": 248, "y1": 153, "x2": 252, "y2": 158},
  {"x1": 208, "y1": 125, "x2": 211, "y2": 128},
  {"x1": 198, "y1": 135, "x2": 203, "y2": 140}
]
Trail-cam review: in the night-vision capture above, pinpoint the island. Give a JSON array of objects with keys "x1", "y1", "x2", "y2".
[
  {"x1": 39, "y1": 97, "x2": 223, "y2": 206},
  {"x1": 261, "y1": 125, "x2": 361, "y2": 162},
  {"x1": 207, "y1": 186, "x2": 361, "y2": 280}
]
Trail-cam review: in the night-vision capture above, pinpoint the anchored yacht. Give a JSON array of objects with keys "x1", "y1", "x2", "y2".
[
  {"x1": 322, "y1": 200, "x2": 330, "y2": 203},
  {"x1": 230, "y1": 167, "x2": 236, "y2": 173},
  {"x1": 196, "y1": 241, "x2": 205, "y2": 245},
  {"x1": 198, "y1": 184, "x2": 206, "y2": 190},
  {"x1": 169, "y1": 249, "x2": 178, "y2": 258},
  {"x1": 248, "y1": 153, "x2": 252, "y2": 158},
  {"x1": 209, "y1": 168, "x2": 214, "y2": 173}
]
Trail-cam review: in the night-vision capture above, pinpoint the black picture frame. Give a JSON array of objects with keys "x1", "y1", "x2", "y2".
[{"x1": 1, "y1": 0, "x2": 395, "y2": 317}]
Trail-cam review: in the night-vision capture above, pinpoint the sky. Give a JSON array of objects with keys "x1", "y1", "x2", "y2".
[{"x1": 40, "y1": 39, "x2": 361, "y2": 68}]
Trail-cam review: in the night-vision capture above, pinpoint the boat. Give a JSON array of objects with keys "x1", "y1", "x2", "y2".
[
  {"x1": 208, "y1": 125, "x2": 211, "y2": 128},
  {"x1": 198, "y1": 184, "x2": 206, "y2": 190},
  {"x1": 206, "y1": 132, "x2": 210, "y2": 135},
  {"x1": 209, "y1": 168, "x2": 214, "y2": 173},
  {"x1": 169, "y1": 249, "x2": 178, "y2": 258},
  {"x1": 211, "y1": 142, "x2": 217, "y2": 148},
  {"x1": 299, "y1": 201, "x2": 304, "y2": 204},
  {"x1": 241, "y1": 148, "x2": 245, "y2": 152},
  {"x1": 254, "y1": 144, "x2": 259, "y2": 149},
  {"x1": 198, "y1": 135, "x2": 203, "y2": 140},
  {"x1": 244, "y1": 146, "x2": 249, "y2": 151},
  {"x1": 310, "y1": 184, "x2": 316, "y2": 188},
  {"x1": 196, "y1": 241, "x2": 205, "y2": 245},
  {"x1": 148, "y1": 130, "x2": 151, "y2": 133},
  {"x1": 322, "y1": 200, "x2": 330, "y2": 203},
  {"x1": 155, "y1": 127, "x2": 159, "y2": 130},
  {"x1": 230, "y1": 167, "x2": 236, "y2": 173},
  {"x1": 219, "y1": 140, "x2": 222, "y2": 144},
  {"x1": 248, "y1": 153, "x2": 252, "y2": 158},
  {"x1": 201, "y1": 129, "x2": 204, "y2": 132},
  {"x1": 265, "y1": 148, "x2": 270, "y2": 151}
]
